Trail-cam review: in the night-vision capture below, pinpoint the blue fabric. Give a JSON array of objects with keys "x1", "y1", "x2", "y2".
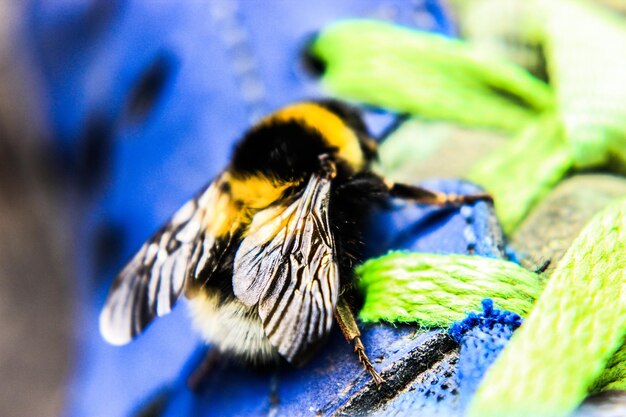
[
  {"x1": 449, "y1": 299, "x2": 523, "y2": 413},
  {"x1": 365, "y1": 180, "x2": 507, "y2": 259},
  {"x1": 161, "y1": 325, "x2": 423, "y2": 417},
  {"x1": 371, "y1": 353, "x2": 460, "y2": 417},
  {"x1": 374, "y1": 299, "x2": 523, "y2": 417}
]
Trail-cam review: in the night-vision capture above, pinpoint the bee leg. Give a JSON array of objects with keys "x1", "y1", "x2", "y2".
[
  {"x1": 384, "y1": 180, "x2": 493, "y2": 206},
  {"x1": 334, "y1": 296, "x2": 384, "y2": 385},
  {"x1": 187, "y1": 348, "x2": 221, "y2": 391}
]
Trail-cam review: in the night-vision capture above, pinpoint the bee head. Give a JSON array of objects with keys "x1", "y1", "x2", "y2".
[
  {"x1": 262, "y1": 100, "x2": 379, "y2": 168},
  {"x1": 232, "y1": 101, "x2": 378, "y2": 183},
  {"x1": 313, "y1": 99, "x2": 379, "y2": 164}
]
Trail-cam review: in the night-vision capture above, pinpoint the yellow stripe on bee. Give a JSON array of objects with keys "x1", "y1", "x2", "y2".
[
  {"x1": 207, "y1": 196, "x2": 239, "y2": 236},
  {"x1": 264, "y1": 103, "x2": 365, "y2": 170},
  {"x1": 200, "y1": 176, "x2": 244, "y2": 237},
  {"x1": 204, "y1": 173, "x2": 297, "y2": 238},
  {"x1": 226, "y1": 172, "x2": 298, "y2": 210}
]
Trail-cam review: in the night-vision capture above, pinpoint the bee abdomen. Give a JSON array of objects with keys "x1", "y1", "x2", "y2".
[{"x1": 187, "y1": 291, "x2": 280, "y2": 364}]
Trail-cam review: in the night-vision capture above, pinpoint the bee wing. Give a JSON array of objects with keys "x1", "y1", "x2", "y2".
[
  {"x1": 99, "y1": 176, "x2": 231, "y2": 345},
  {"x1": 233, "y1": 173, "x2": 339, "y2": 364}
]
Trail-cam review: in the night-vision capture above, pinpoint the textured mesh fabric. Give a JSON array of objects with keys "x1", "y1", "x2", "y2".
[
  {"x1": 373, "y1": 352, "x2": 460, "y2": 417},
  {"x1": 449, "y1": 299, "x2": 523, "y2": 413}
]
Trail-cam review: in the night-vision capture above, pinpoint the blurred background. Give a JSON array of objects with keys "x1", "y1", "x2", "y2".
[{"x1": 1, "y1": 1, "x2": 625, "y2": 417}]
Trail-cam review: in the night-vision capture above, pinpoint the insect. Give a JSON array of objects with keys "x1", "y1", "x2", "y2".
[{"x1": 99, "y1": 100, "x2": 490, "y2": 385}]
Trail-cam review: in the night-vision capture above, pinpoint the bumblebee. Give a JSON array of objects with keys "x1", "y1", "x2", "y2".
[{"x1": 100, "y1": 100, "x2": 488, "y2": 385}]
